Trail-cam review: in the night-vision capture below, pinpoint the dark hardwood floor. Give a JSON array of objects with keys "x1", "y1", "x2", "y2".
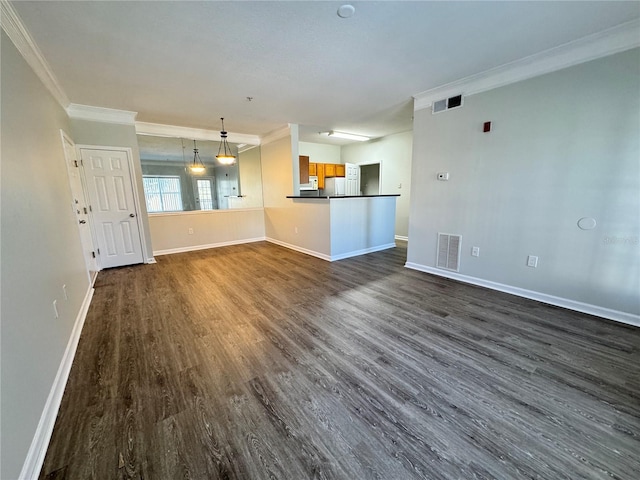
[{"x1": 40, "y1": 241, "x2": 640, "y2": 479}]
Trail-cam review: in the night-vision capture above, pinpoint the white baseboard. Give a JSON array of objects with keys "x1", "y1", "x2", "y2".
[
  {"x1": 266, "y1": 238, "x2": 396, "y2": 262},
  {"x1": 153, "y1": 237, "x2": 266, "y2": 256},
  {"x1": 265, "y1": 237, "x2": 332, "y2": 261},
  {"x1": 19, "y1": 285, "x2": 95, "y2": 480},
  {"x1": 330, "y1": 243, "x2": 396, "y2": 261},
  {"x1": 395, "y1": 235, "x2": 409, "y2": 241},
  {"x1": 405, "y1": 262, "x2": 640, "y2": 328}
]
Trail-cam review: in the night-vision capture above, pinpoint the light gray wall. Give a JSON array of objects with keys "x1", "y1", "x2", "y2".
[
  {"x1": 408, "y1": 48, "x2": 640, "y2": 317},
  {"x1": 330, "y1": 197, "x2": 397, "y2": 257},
  {"x1": 237, "y1": 146, "x2": 264, "y2": 208},
  {"x1": 149, "y1": 209, "x2": 266, "y2": 254},
  {"x1": 1, "y1": 31, "x2": 90, "y2": 479},
  {"x1": 299, "y1": 141, "x2": 342, "y2": 164},
  {"x1": 262, "y1": 132, "x2": 331, "y2": 256},
  {"x1": 341, "y1": 131, "x2": 413, "y2": 237},
  {"x1": 70, "y1": 119, "x2": 154, "y2": 260}
]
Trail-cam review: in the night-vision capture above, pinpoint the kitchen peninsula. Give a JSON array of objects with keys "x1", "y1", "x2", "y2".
[{"x1": 285, "y1": 194, "x2": 399, "y2": 261}]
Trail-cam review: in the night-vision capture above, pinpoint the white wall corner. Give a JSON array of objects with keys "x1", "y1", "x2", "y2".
[
  {"x1": 413, "y1": 19, "x2": 640, "y2": 111},
  {"x1": 66, "y1": 104, "x2": 138, "y2": 125},
  {"x1": 260, "y1": 125, "x2": 292, "y2": 145},
  {"x1": 404, "y1": 262, "x2": 640, "y2": 328},
  {"x1": 18, "y1": 286, "x2": 95, "y2": 480},
  {"x1": 135, "y1": 121, "x2": 260, "y2": 145},
  {"x1": 1, "y1": 0, "x2": 70, "y2": 108}
]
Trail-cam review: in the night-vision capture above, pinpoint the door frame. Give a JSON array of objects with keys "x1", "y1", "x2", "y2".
[
  {"x1": 358, "y1": 161, "x2": 382, "y2": 195},
  {"x1": 60, "y1": 130, "x2": 99, "y2": 282},
  {"x1": 76, "y1": 144, "x2": 151, "y2": 267}
]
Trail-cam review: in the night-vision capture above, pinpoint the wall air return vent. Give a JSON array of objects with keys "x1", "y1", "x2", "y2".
[
  {"x1": 437, "y1": 233, "x2": 462, "y2": 272},
  {"x1": 432, "y1": 94, "x2": 464, "y2": 114}
]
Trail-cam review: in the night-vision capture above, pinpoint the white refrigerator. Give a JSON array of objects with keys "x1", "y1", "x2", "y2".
[{"x1": 324, "y1": 177, "x2": 346, "y2": 196}]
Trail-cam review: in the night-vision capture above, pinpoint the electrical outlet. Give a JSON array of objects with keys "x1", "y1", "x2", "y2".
[
  {"x1": 188, "y1": 228, "x2": 194, "y2": 235},
  {"x1": 53, "y1": 300, "x2": 59, "y2": 319},
  {"x1": 62, "y1": 284, "x2": 68, "y2": 300},
  {"x1": 471, "y1": 247, "x2": 480, "y2": 257},
  {"x1": 527, "y1": 255, "x2": 539, "y2": 268},
  {"x1": 295, "y1": 226, "x2": 298, "y2": 234}
]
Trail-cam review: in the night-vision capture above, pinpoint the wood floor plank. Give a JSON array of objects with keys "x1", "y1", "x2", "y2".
[{"x1": 40, "y1": 241, "x2": 640, "y2": 479}]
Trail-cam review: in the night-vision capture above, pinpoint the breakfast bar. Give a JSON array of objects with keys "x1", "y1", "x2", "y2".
[{"x1": 285, "y1": 194, "x2": 399, "y2": 261}]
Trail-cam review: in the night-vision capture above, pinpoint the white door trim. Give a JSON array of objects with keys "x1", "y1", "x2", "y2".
[
  {"x1": 357, "y1": 161, "x2": 382, "y2": 195},
  {"x1": 76, "y1": 144, "x2": 150, "y2": 266},
  {"x1": 60, "y1": 130, "x2": 96, "y2": 281}
]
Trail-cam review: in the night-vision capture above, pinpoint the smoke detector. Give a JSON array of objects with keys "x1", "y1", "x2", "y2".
[{"x1": 337, "y1": 4, "x2": 355, "y2": 18}]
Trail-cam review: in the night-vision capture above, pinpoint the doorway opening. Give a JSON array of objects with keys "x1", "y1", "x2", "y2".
[{"x1": 360, "y1": 163, "x2": 380, "y2": 195}]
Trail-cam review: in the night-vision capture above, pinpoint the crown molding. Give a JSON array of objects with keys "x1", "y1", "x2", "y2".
[
  {"x1": 1, "y1": 0, "x2": 70, "y2": 108},
  {"x1": 135, "y1": 121, "x2": 261, "y2": 145},
  {"x1": 66, "y1": 104, "x2": 137, "y2": 125},
  {"x1": 414, "y1": 19, "x2": 640, "y2": 111},
  {"x1": 260, "y1": 125, "x2": 292, "y2": 145}
]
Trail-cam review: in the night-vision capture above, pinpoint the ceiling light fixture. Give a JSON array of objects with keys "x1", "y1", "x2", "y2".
[
  {"x1": 216, "y1": 117, "x2": 236, "y2": 165},
  {"x1": 328, "y1": 130, "x2": 369, "y2": 142},
  {"x1": 190, "y1": 139, "x2": 206, "y2": 174}
]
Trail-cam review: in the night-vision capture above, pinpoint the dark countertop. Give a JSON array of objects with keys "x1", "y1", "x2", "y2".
[{"x1": 286, "y1": 194, "x2": 400, "y2": 199}]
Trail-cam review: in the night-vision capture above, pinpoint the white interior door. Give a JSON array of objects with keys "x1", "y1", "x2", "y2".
[
  {"x1": 61, "y1": 132, "x2": 98, "y2": 281},
  {"x1": 345, "y1": 163, "x2": 361, "y2": 196},
  {"x1": 81, "y1": 148, "x2": 144, "y2": 268}
]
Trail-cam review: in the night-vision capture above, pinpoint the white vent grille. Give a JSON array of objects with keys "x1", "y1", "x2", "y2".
[
  {"x1": 432, "y1": 94, "x2": 464, "y2": 114},
  {"x1": 437, "y1": 233, "x2": 462, "y2": 272}
]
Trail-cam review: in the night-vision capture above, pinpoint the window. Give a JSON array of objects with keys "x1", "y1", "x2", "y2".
[
  {"x1": 196, "y1": 178, "x2": 214, "y2": 210},
  {"x1": 143, "y1": 176, "x2": 183, "y2": 212}
]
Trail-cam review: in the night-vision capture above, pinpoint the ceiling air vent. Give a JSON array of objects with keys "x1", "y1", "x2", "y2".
[
  {"x1": 432, "y1": 94, "x2": 463, "y2": 114},
  {"x1": 437, "y1": 233, "x2": 462, "y2": 272}
]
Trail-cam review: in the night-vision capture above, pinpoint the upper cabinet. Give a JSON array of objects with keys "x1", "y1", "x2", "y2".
[
  {"x1": 317, "y1": 163, "x2": 325, "y2": 189},
  {"x1": 299, "y1": 155, "x2": 309, "y2": 184},
  {"x1": 307, "y1": 161, "x2": 345, "y2": 189},
  {"x1": 324, "y1": 163, "x2": 336, "y2": 177}
]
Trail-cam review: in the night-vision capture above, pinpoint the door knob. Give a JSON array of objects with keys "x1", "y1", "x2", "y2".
[
  {"x1": 129, "y1": 213, "x2": 135, "y2": 218},
  {"x1": 79, "y1": 220, "x2": 87, "y2": 224}
]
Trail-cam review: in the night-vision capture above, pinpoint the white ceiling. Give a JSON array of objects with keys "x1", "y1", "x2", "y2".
[{"x1": 10, "y1": 1, "x2": 640, "y2": 144}]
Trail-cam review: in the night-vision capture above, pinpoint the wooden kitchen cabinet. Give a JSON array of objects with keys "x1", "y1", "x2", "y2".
[
  {"x1": 324, "y1": 163, "x2": 336, "y2": 177},
  {"x1": 336, "y1": 164, "x2": 345, "y2": 177},
  {"x1": 299, "y1": 155, "x2": 309, "y2": 184},
  {"x1": 309, "y1": 162, "x2": 317, "y2": 176},
  {"x1": 317, "y1": 163, "x2": 325, "y2": 189}
]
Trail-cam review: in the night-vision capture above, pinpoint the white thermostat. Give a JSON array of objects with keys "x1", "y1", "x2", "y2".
[{"x1": 437, "y1": 172, "x2": 450, "y2": 181}]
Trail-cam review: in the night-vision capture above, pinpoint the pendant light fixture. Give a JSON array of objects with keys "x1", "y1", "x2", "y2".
[
  {"x1": 190, "y1": 139, "x2": 206, "y2": 174},
  {"x1": 215, "y1": 117, "x2": 236, "y2": 165}
]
